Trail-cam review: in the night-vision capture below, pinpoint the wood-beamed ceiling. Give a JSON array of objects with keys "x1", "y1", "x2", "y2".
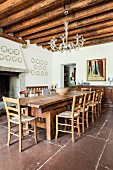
[{"x1": 0, "y1": 0, "x2": 113, "y2": 51}]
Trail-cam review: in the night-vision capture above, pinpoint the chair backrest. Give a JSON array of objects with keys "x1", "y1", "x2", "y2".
[
  {"x1": 90, "y1": 91, "x2": 96, "y2": 105},
  {"x1": 18, "y1": 90, "x2": 32, "y2": 98},
  {"x1": 81, "y1": 87, "x2": 92, "y2": 91},
  {"x1": 49, "y1": 89, "x2": 56, "y2": 94},
  {"x1": 95, "y1": 91, "x2": 99, "y2": 103},
  {"x1": 26, "y1": 86, "x2": 48, "y2": 91},
  {"x1": 34, "y1": 89, "x2": 42, "y2": 96},
  {"x1": 42, "y1": 89, "x2": 50, "y2": 95},
  {"x1": 99, "y1": 90, "x2": 103, "y2": 103},
  {"x1": 82, "y1": 92, "x2": 92, "y2": 111},
  {"x1": 90, "y1": 90, "x2": 99, "y2": 106},
  {"x1": 72, "y1": 94, "x2": 83, "y2": 117},
  {"x1": 3, "y1": 97, "x2": 21, "y2": 122},
  {"x1": 96, "y1": 89, "x2": 103, "y2": 103}
]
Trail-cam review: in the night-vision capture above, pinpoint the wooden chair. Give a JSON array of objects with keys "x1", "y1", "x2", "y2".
[
  {"x1": 99, "y1": 90, "x2": 103, "y2": 114},
  {"x1": 18, "y1": 90, "x2": 32, "y2": 98},
  {"x1": 96, "y1": 89, "x2": 103, "y2": 115},
  {"x1": 89, "y1": 91, "x2": 99, "y2": 122},
  {"x1": 3, "y1": 96, "x2": 37, "y2": 152},
  {"x1": 33, "y1": 89, "x2": 42, "y2": 96},
  {"x1": 49, "y1": 89, "x2": 56, "y2": 94},
  {"x1": 55, "y1": 94, "x2": 83, "y2": 142},
  {"x1": 80, "y1": 92, "x2": 91, "y2": 133},
  {"x1": 18, "y1": 90, "x2": 32, "y2": 115}
]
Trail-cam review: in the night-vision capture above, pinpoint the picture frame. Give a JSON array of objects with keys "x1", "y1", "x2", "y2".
[{"x1": 87, "y1": 58, "x2": 106, "y2": 81}]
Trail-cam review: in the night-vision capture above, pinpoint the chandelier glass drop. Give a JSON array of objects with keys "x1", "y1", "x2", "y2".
[{"x1": 49, "y1": 10, "x2": 85, "y2": 52}]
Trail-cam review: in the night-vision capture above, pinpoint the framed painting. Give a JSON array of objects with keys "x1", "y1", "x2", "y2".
[{"x1": 87, "y1": 58, "x2": 106, "y2": 81}]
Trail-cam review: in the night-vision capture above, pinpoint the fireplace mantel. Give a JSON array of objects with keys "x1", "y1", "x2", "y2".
[{"x1": 0, "y1": 66, "x2": 28, "y2": 73}]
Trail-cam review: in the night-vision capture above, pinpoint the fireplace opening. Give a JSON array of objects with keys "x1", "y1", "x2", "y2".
[
  {"x1": 0, "y1": 71, "x2": 19, "y2": 101},
  {"x1": 0, "y1": 74, "x2": 9, "y2": 101},
  {"x1": 0, "y1": 71, "x2": 24, "y2": 115}
]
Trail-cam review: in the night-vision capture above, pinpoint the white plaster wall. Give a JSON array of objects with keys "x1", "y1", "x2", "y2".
[
  {"x1": 52, "y1": 42, "x2": 113, "y2": 87},
  {"x1": 21, "y1": 43, "x2": 53, "y2": 87},
  {"x1": 0, "y1": 38, "x2": 53, "y2": 91}
]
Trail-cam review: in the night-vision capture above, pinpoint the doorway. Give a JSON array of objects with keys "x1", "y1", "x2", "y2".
[{"x1": 64, "y1": 64, "x2": 76, "y2": 87}]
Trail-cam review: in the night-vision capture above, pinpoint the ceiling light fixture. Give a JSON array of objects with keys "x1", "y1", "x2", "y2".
[{"x1": 49, "y1": 10, "x2": 85, "y2": 52}]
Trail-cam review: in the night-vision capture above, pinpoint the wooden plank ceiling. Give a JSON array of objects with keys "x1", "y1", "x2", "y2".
[{"x1": 0, "y1": 0, "x2": 113, "y2": 51}]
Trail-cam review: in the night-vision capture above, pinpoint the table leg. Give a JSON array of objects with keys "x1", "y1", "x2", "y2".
[{"x1": 46, "y1": 111, "x2": 53, "y2": 140}]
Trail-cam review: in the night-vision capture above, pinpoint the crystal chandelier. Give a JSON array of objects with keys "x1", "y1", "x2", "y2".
[{"x1": 49, "y1": 10, "x2": 85, "y2": 52}]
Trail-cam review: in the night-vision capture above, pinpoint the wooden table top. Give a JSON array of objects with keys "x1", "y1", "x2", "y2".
[{"x1": 20, "y1": 91, "x2": 87, "y2": 108}]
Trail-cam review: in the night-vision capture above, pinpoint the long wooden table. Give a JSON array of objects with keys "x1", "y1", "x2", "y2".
[{"x1": 20, "y1": 91, "x2": 86, "y2": 140}]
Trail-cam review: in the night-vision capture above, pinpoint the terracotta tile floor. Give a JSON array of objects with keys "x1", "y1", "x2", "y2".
[{"x1": 0, "y1": 105, "x2": 113, "y2": 170}]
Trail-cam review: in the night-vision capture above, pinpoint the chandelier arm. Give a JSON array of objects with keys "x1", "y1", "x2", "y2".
[
  {"x1": 49, "y1": 10, "x2": 85, "y2": 52},
  {"x1": 49, "y1": 38, "x2": 59, "y2": 51}
]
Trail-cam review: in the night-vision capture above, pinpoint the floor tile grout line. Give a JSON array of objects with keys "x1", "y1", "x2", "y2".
[
  {"x1": 96, "y1": 124, "x2": 107, "y2": 139},
  {"x1": 99, "y1": 164, "x2": 113, "y2": 170},
  {"x1": 96, "y1": 114, "x2": 111, "y2": 137},
  {"x1": 44, "y1": 140, "x2": 62, "y2": 148},
  {"x1": 36, "y1": 147, "x2": 63, "y2": 170},
  {"x1": 95, "y1": 129, "x2": 112, "y2": 170},
  {"x1": 86, "y1": 135, "x2": 106, "y2": 141},
  {"x1": 62, "y1": 138, "x2": 72, "y2": 148},
  {"x1": 37, "y1": 139, "x2": 71, "y2": 170}
]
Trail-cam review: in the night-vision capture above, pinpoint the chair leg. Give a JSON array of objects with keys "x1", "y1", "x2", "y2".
[
  {"x1": 22, "y1": 124, "x2": 24, "y2": 139},
  {"x1": 34, "y1": 119, "x2": 38, "y2": 143},
  {"x1": 95, "y1": 105, "x2": 97, "y2": 120},
  {"x1": 7, "y1": 122, "x2": 11, "y2": 146},
  {"x1": 72, "y1": 118, "x2": 74, "y2": 142},
  {"x1": 55, "y1": 115, "x2": 58, "y2": 139},
  {"x1": 100, "y1": 103, "x2": 102, "y2": 114},
  {"x1": 19, "y1": 124, "x2": 22, "y2": 152},
  {"x1": 92, "y1": 107, "x2": 94, "y2": 123},
  {"x1": 97, "y1": 103, "x2": 99, "y2": 117},
  {"x1": 86, "y1": 111, "x2": 89, "y2": 128},
  {"x1": 77, "y1": 117, "x2": 80, "y2": 137},
  {"x1": 82, "y1": 112, "x2": 84, "y2": 133}
]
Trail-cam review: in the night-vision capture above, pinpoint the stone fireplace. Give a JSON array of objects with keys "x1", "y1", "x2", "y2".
[
  {"x1": 0, "y1": 66, "x2": 27, "y2": 115},
  {"x1": 0, "y1": 66, "x2": 27, "y2": 101},
  {"x1": 0, "y1": 72, "x2": 19, "y2": 101}
]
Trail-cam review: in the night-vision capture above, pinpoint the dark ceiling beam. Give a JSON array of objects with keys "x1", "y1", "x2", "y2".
[
  {"x1": 0, "y1": 32, "x2": 27, "y2": 44},
  {"x1": 66, "y1": 0, "x2": 108, "y2": 10},
  {"x1": 0, "y1": 0, "x2": 65, "y2": 27},
  {"x1": 85, "y1": 36, "x2": 113, "y2": 46},
  {"x1": 41, "y1": 36, "x2": 113, "y2": 50},
  {"x1": 14, "y1": 1, "x2": 113, "y2": 37},
  {"x1": 23, "y1": 11, "x2": 113, "y2": 40},
  {"x1": 38, "y1": 31, "x2": 113, "y2": 48},
  {"x1": 30, "y1": 23, "x2": 113, "y2": 44},
  {"x1": 0, "y1": 0, "x2": 6, "y2": 4},
  {"x1": 4, "y1": 7, "x2": 64, "y2": 33},
  {"x1": 0, "y1": 0, "x2": 28, "y2": 15},
  {"x1": 4, "y1": 0, "x2": 106, "y2": 33}
]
